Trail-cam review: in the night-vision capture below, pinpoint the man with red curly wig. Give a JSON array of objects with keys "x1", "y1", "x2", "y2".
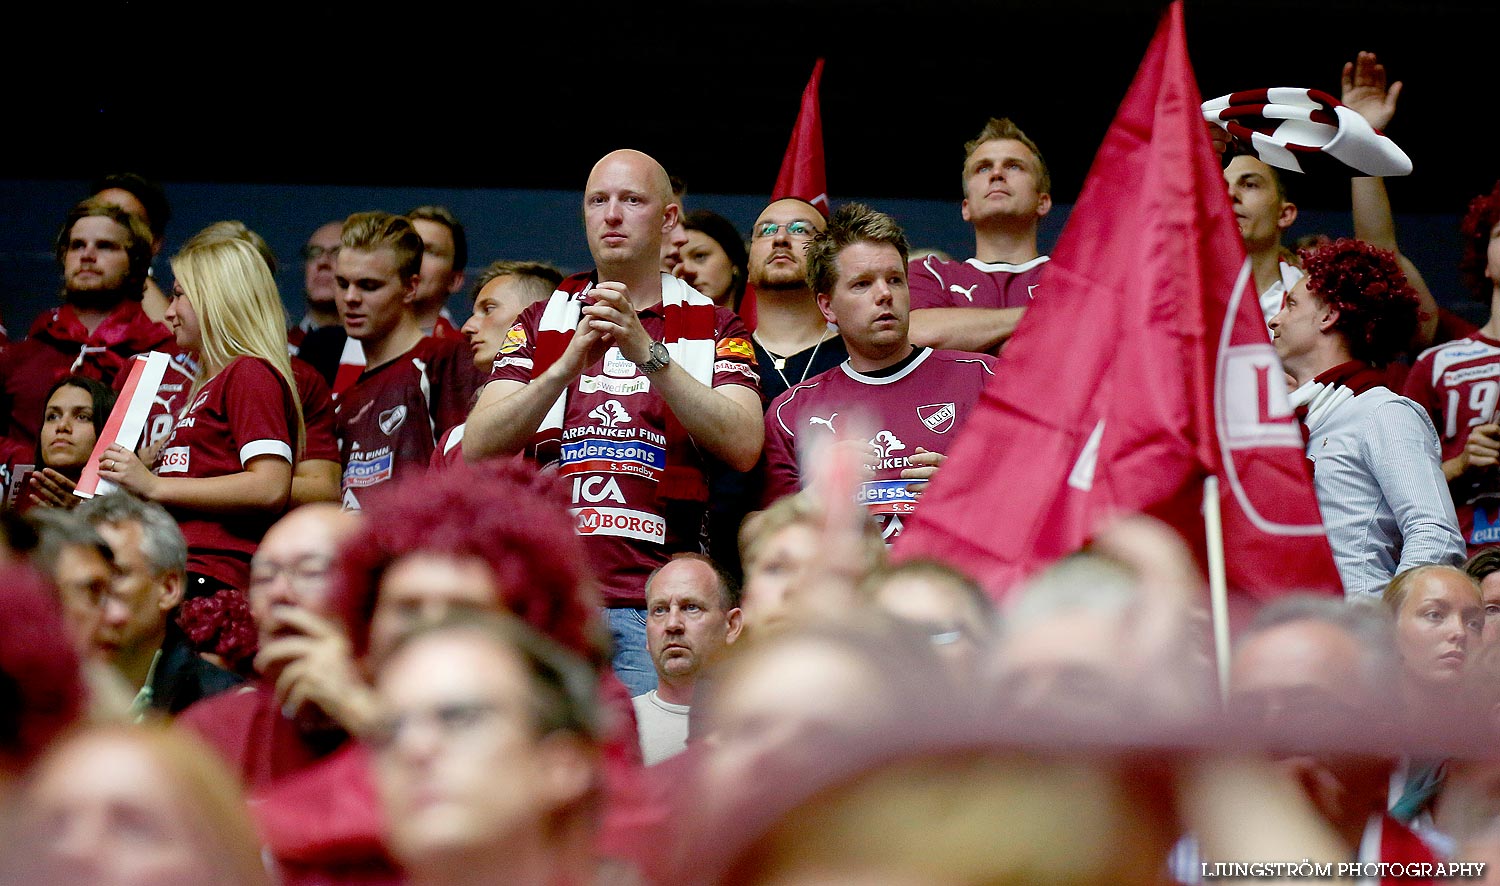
[
  {"x1": 1403, "y1": 181, "x2": 1500, "y2": 556},
  {"x1": 247, "y1": 459, "x2": 646, "y2": 886},
  {"x1": 1270, "y1": 238, "x2": 1464, "y2": 598}
]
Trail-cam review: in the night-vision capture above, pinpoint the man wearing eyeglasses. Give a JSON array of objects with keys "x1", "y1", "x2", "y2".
[
  {"x1": 289, "y1": 220, "x2": 344, "y2": 355},
  {"x1": 74, "y1": 491, "x2": 241, "y2": 718},
  {"x1": 179, "y1": 502, "x2": 365, "y2": 789},
  {"x1": 907, "y1": 117, "x2": 1053, "y2": 356},
  {"x1": 370, "y1": 612, "x2": 606, "y2": 886},
  {"x1": 746, "y1": 198, "x2": 847, "y2": 405}
]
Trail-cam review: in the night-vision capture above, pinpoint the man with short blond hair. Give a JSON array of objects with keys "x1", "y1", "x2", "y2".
[
  {"x1": 431, "y1": 260, "x2": 563, "y2": 469},
  {"x1": 908, "y1": 117, "x2": 1053, "y2": 355},
  {"x1": 333, "y1": 212, "x2": 481, "y2": 509}
]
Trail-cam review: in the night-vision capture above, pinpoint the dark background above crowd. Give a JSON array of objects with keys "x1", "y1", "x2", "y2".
[{"x1": 2, "y1": 0, "x2": 1494, "y2": 329}]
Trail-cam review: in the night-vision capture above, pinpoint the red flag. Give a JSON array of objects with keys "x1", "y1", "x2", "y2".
[
  {"x1": 741, "y1": 58, "x2": 828, "y2": 331},
  {"x1": 891, "y1": 1, "x2": 1341, "y2": 603},
  {"x1": 771, "y1": 58, "x2": 828, "y2": 213}
]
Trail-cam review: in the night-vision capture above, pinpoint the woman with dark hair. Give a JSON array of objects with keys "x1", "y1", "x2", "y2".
[
  {"x1": 681, "y1": 209, "x2": 749, "y2": 311},
  {"x1": 26, "y1": 374, "x2": 116, "y2": 510}
]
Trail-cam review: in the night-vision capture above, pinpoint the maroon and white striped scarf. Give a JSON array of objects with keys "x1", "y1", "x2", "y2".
[
  {"x1": 1202, "y1": 87, "x2": 1411, "y2": 178},
  {"x1": 531, "y1": 271, "x2": 718, "y2": 502}
]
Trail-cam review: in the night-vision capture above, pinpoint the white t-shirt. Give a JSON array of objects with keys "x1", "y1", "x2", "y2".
[{"x1": 631, "y1": 690, "x2": 690, "y2": 766}]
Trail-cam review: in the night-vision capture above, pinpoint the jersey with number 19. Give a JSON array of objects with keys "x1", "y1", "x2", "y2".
[{"x1": 1403, "y1": 333, "x2": 1500, "y2": 552}]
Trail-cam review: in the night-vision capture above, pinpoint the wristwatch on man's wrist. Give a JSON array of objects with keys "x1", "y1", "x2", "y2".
[{"x1": 635, "y1": 340, "x2": 671, "y2": 374}]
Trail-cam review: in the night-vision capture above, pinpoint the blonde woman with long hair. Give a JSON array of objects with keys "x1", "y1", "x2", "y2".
[{"x1": 101, "y1": 235, "x2": 304, "y2": 597}]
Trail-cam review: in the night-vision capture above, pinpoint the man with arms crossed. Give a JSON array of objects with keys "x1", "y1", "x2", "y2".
[{"x1": 907, "y1": 117, "x2": 1052, "y2": 356}]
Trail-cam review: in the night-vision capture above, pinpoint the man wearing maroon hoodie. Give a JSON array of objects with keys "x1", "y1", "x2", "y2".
[{"x1": 0, "y1": 198, "x2": 171, "y2": 452}]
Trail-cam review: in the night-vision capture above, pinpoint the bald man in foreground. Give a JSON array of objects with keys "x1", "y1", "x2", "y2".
[
  {"x1": 463, "y1": 149, "x2": 764, "y2": 694},
  {"x1": 178, "y1": 502, "x2": 366, "y2": 789}
]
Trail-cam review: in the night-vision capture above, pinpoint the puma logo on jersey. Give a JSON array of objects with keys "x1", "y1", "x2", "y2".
[
  {"x1": 950, "y1": 283, "x2": 979, "y2": 303},
  {"x1": 809, "y1": 413, "x2": 838, "y2": 431},
  {"x1": 589, "y1": 400, "x2": 631, "y2": 428}
]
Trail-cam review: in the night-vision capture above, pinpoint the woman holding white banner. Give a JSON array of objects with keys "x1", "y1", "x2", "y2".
[
  {"x1": 99, "y1": 236, "x2": 304, "y2": 598},
  {"x1": 24, "y1": 374, "x2": 116, "y2": 511}
]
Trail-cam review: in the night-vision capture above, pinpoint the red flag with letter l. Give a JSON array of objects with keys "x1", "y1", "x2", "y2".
[
  {"x1": 892, "y1": 1, "x2": 1341, "y2": 603},
  {"x1": 741, "y1": 58, "x2": 828, "y2": 331}
]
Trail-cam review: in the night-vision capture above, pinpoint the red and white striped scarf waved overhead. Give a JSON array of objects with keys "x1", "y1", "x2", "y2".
[{"x1": 1202, "y1": 87, "x2": 1412, "y2": 178}]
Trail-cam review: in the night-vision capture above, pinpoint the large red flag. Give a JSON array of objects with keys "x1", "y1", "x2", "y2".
[
  {"x1": 741, "y1": 58, "x2": 828, "y2": 331},
  {"x1": 892, "y1": 1, "x2": 1341, "y2": 603}
]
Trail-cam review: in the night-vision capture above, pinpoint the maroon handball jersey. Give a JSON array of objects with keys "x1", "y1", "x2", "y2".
[
  {"x1": 908, "y1": 255, "x2": 1048, "y2": 352},
  {"x1": 336, "y1": 336, "x2": 480, "y2": 510},
  {"x1": 762, "y1": 347, "x2": 996, "y2": 544},
  {"x1": 140, "y1": 351, "x2": 339, "y2": 464},
  {"x1": 1403, "y1": 333, "x2": 1500, "y2": 552},
  {"x1": 151, "y1": 356, "x2": 296, "y2": 589},
  {"x1": 488, "y1": 300, "x2": 761, "y2": 605}
]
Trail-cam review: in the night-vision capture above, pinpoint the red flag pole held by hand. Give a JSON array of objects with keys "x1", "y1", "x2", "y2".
[
  {"x1": 892, "y1": 3, "x2": 1341, "y2": 634},
  {"x1": 741, "y1": 58, "x2": 828, "y2": 332}
]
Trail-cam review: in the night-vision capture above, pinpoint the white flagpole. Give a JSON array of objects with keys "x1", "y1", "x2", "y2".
[{"x1": 1203, "y1": 474, "x2": 1231, "y2": 704}]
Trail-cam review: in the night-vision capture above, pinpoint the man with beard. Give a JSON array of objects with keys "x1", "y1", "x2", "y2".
[
  {"x1": 0, "y1": 199, "x2": 171, "y2": 453},
  {"x1": 745, "y1": 198, "x2": 845, "y2": 404}
]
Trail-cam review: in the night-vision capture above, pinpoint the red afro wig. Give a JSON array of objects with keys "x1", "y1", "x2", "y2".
[
  {"x1": 177, "y1": 588, "x2": 259, "y2": 676},
  {"x1": 1459, "y1": 180, "x2": 1500, "y2": 301},
  {"x1": 0, "y1": 563, "x2": 83, "y2": 773},
  {"x1": 329, "y1": 458, "x2": 607, "y2": 664},
  {"x1": 1299, "y1": 237, "x2": 1420, "y2": 367}
]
